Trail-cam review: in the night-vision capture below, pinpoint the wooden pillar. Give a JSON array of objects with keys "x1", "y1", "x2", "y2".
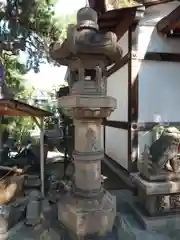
[{"x1": 40, "y1": 117, "x2": 45, "y2": 197}]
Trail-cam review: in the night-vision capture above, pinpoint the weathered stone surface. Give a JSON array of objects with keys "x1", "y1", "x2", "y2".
[
  {"x1": 139, "y1": 127, "x2": 180, "y2": 181},
  {"x1": 140, "y1": 170, "x2": 180, "y2": 182},
  {"x1": 132, "y1": 173, "x2": 180, "y2": 216},
  {"x1": 130, "y1": 202, "x2": 180, "y2": 232},
  {"x1": 132, "y1": 173, "x2": 180, "y2": 195},
  {"x1": 49, "y1": 7, "x2": 123, "y2": 66},
  {"x1": 133, "y1": 126, "x2": 180, "y2": 235},
  {"x1": 58, "y1": 190, "x2": 116, "y2": 237},
  {"x1": 1, "y1": 190, "x2": 180, "y2": 240},
  {"x1": 59, "y1": 95, "x2": 116, "y2": 119},
  {"x1": 150, "y1": 127, "x2": 180, "y2": 171},
  {"x1": 51, "y1": 6, "x2": 119, "y2": 238},
  {"x1": 24, "y1": 175, "x2": 41, "y2": 188},
  {"x1": 25, "y1": 190, "x2": 41, "y2": 226}
]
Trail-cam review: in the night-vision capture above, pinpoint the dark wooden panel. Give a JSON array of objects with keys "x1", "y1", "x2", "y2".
[
  {"x1": 157, "y1": 5, "x2": 180, "y2": 34},
  {"x1": 144, "y1": 0, "x2": 173, "y2": 7},
  {"x1": 103, "y1": 118, "x2": 106, "y2": 153},
  {"x1": 131, "y1": 74, "x2": 139, "y2": 172},
  {"x1": 132, "y1": 122, "x2": 180, "y2": 131},
  {"x1": 106, "y1": 53, "x2": 129, "y2": 77},
  {"x1": 136, "y1": 52, "x2": 180, "y2": 62},
  {"x1": 103, "y1": 120, "x2": 128, "y2": 130},
  {"x1": 128, "y1": 28, "x2": 132, "y2": 171}
]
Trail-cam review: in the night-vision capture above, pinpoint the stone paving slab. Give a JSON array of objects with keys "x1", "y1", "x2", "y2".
[
  {"x1": 7, "y1": 221, "x2": 64, "y2": 240},
  {"x1": 130, "y1": 201, "x2": 180, "y2": 232},
  {"x1": 2, "y1": 189, "x2": 180, "y2": 239},
  {"x1": 112, "y1": 190, "x2": 180, "y2": 240},
  {"x1": 117, "y1": 212, "x2": 171, "y2": 240}
]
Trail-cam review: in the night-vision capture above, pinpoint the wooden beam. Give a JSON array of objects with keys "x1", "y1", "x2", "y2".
[
  {"x1": 131, "y1": 75, "x2": 139, "y2": 172},
  {"x1": 157, "y1": 5, "x2": 180, "y2": 34},
  {"x1": 106, "y1": 53, "x2": 129, "y2": 77},
  {"x1": 131, "y1": 122, "x2": 180, "y2": 131},
  {"x1": 128, "y1": 27, "x2": 134, "y2": 172},
  {"x1": 103, "y1": 120, "x2": 129, "y2": 130},
  {"x1": 40, "y1": 117, "x2": 45, "y2": 197},
  {"x1": 142, "y1": 52, "x2": 180, "y2": 62},
  {"x1": 31, "y1": 116, "x2": 41, "y2": 128},
  {"x1": 88, "y1": 0, "x2": 105, "y2": 14},
  {"x1": 115, "y1": 10, "x2": 136, "y2": 40},
  {"x1": 145, "y1": 0, "x2": 173, "y2": 7}
]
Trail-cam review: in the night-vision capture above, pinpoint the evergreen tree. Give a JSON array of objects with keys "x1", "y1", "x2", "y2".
[
  {"x1": 0, "y1": 0, "x2": 63, "y2": 144},
  {"x1": 0, "y1": 0, "x2": 62, "y2": 72}
]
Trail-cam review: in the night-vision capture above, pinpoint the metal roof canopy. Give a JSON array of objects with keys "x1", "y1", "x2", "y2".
[
  {"x1": 0, "y1": 58, "x2": 53, "y2": 197},
  {"x1": 0, "y1": 98, "x2": 52, "y2": 197},
  {"x1": 0, "y1": 98, "x2": 52, "y2": 117}
]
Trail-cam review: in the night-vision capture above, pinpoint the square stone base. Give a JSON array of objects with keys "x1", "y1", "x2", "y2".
[
  {"x1": 140, "y1": 170, "x2": 180, "y2": 182},
  {"x1": 57, "y1": 190, "x2": 116, "y2": 237},
  {"x1": 131, "y1": 173, "x2": 180, "y2": 216},
  {"x1": 131, "y1": 173, "x2": 180, "y2": 195}
]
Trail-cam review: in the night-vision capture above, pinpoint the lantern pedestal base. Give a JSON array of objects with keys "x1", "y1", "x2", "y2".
[{"x1": 58, "y1": 190, "x2": 116, "y2": 237}]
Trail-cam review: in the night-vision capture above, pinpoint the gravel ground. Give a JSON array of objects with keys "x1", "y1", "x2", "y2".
[{"x1": 3, "y1": 151, "x2": 126, "y2": 240}]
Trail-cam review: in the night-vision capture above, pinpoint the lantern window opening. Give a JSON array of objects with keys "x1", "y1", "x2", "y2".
[{"x1": 84, "y1": 69, "x2": 96, "y2": 81}]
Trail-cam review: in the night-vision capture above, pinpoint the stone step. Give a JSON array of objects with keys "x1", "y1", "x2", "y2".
[{"x1": 116, "y1": 213, "x2": 171, "y2": 240}]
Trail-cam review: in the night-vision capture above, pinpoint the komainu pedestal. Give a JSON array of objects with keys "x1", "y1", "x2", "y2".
[{"x1": 131, "y1": 127, "x2": 180, "y2": 231}]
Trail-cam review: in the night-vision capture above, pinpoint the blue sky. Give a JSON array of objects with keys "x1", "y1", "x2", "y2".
[{"x1": 25, "y1": 0, "x2": 86, "y2": 91}]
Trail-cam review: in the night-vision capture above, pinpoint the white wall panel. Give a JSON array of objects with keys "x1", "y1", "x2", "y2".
[
  {"x1": 137, "y1": 1, "x2": 180, "y2": 59},
  {"x1": 139, "y1": 61, "x2": 180, "y2": 122},
  {"x1": 106, "y1": 31, "x2": 128, "y2": 122},
  {"x1": 105, "y1": 127, "x2": 128, "y2": 169},
  {"x1": 107, "y1": 64, "x2": 128, "y2": 121}
]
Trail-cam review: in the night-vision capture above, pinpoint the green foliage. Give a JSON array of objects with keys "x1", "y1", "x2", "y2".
[
  {"x1": 0, "y1": 1, "x2": 74, "y2": 143},
  {"x1": 7, "y1": 116, "x2": 36, "y2": 143},
  {"x1": 1, "y1": 52, "x2": 26, "y2": 95},
  {"x1": 57, "y1": 13, "x2": 76, "y2": 40},
  {"x1": 0, "y1": 53, "x2": 35, "y2": 144},
  {"x1": 40, "y1": 101, "x2": 57, "y2": 112},
  {"x1": 0, "y1": 51, "x2": 36, "y2": 144},
  {"x1": 0, "y1": 0, "x2": 63, "y2": 72}
]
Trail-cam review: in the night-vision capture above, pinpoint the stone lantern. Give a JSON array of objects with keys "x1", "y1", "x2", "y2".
[{"x1": 49, "y1": 7, "x2": 123, "y2": 238}]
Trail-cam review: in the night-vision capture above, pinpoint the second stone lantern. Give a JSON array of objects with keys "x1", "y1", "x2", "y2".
[{"x1": 49, "y1": 7, "x2": 123, "y2": 238}]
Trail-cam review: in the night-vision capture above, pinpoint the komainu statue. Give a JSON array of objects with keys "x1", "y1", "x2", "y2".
[
  {"x1": 49, "y1": 7, "x2": 123, "y2": 66},
  {"x1": 133, "y1": 126, "x2": 180, "y2": 217},
  {"x1": 150, "y1": 127, "x2": 180, "y2": 172},
  {"x1": 140, "y1": 127, "x2": 180, "y2": 180}
]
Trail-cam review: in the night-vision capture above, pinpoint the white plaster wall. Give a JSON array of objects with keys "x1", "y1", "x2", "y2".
[
  {"x1": 107, "y1": 31, "x2": 128, "y2": 121},
  {"x1": 105, "y1": 32, "x2": 129, "y2": 169},
  {"x1": 105, "y1": 127, "x2": 128, "y2": 169},
  {"x1": 136, "y1": 1, "x2": 180, "y2": 156},
  {"x1": 101, "y1": 125, "x2": 104, "y2": 150},
  {"x1": 137, "y1": 1, "x2": 180, "y2": 58},
  {"x1": 139, "y1": 61, "x2": 180, "y2": 122},
  {"x1": 139, "y1": 1, "x2": 180, "y2": 27},
  {"x1": 118, "y1": 31, "x2": 128, "y2": 58},
  {"x1": 107, "y1": 64, "x2": 128, "y2": 121},
  {"x1": 138, "y1": 131, "x2": 153, "y2": 157}
]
